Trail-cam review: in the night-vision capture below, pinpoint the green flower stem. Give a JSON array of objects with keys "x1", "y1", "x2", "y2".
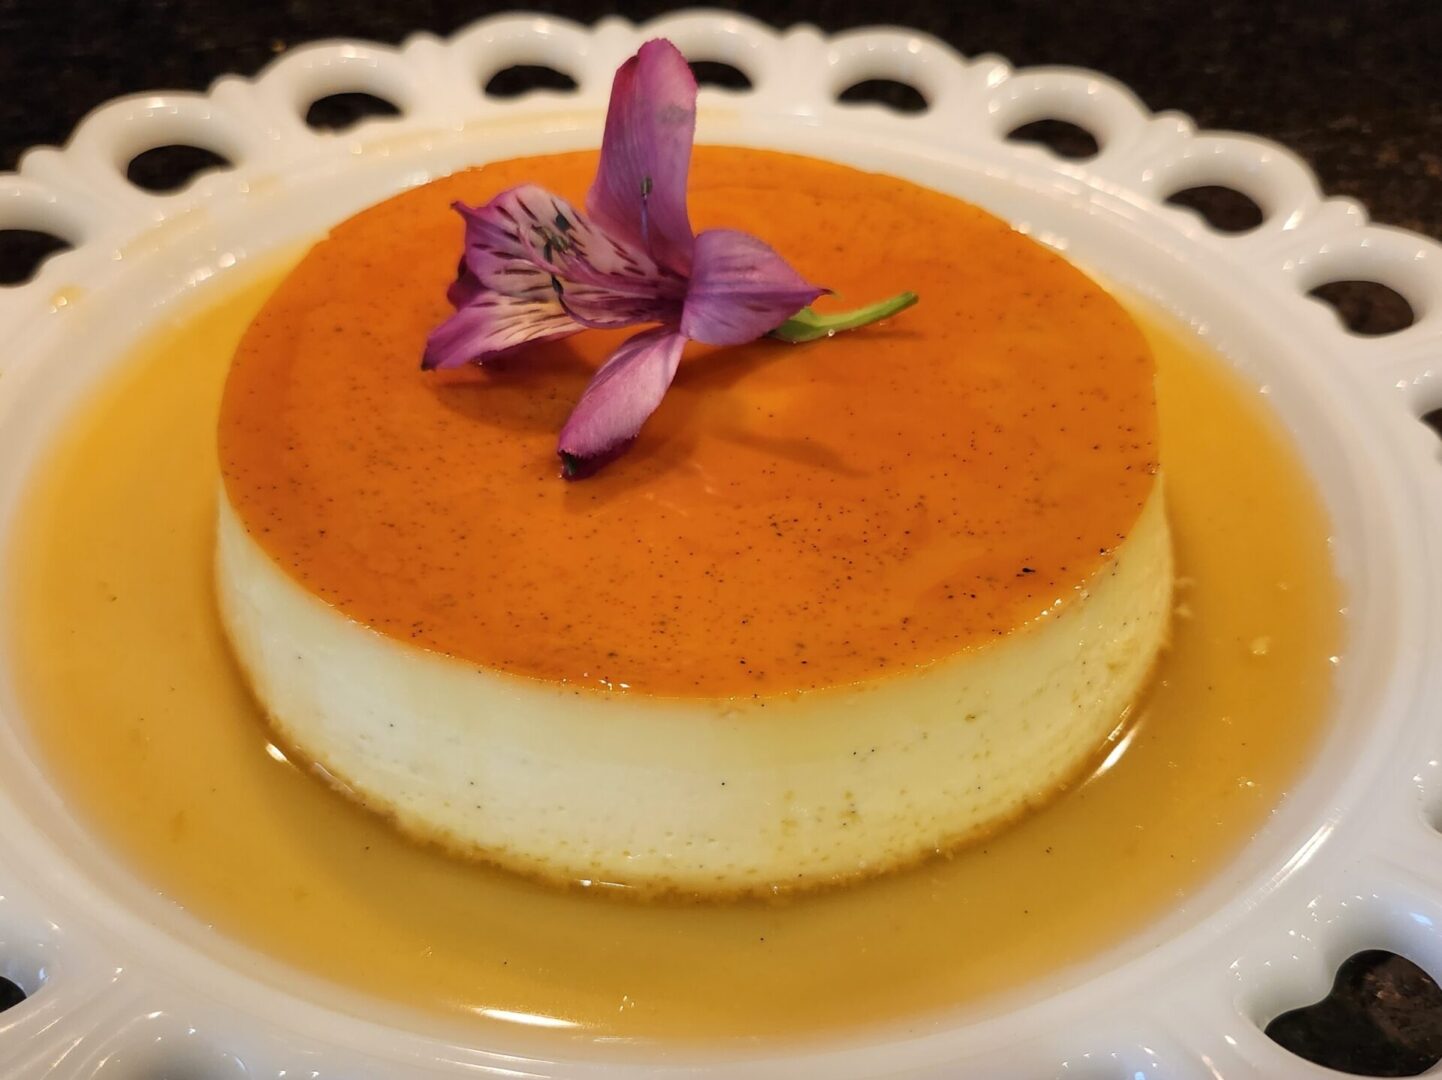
[{"x1": 769, "y1": 291, "x2": 919, "y2": 344}]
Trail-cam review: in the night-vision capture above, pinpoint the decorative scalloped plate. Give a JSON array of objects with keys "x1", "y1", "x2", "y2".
[{"x1": 1, "y1": 11, "x2": 1440, "y2": 1079}]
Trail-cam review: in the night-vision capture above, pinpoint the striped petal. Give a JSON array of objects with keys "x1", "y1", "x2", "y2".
[
  {"x1": 422, "y1": 284, "x2": 579, "y2": 371},
  {"x1": 422, "y1": 186, "x2": 685, "y2": 370}
]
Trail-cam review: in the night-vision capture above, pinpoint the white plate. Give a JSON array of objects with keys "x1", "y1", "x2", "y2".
[{"x1": 1, "y1": 10, "x2": 1440, "y2": 1079}]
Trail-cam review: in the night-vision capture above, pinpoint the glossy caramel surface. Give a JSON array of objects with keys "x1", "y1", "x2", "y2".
[{"x1": 218, "y1": 149, "x2": 1158, "y2": 694}]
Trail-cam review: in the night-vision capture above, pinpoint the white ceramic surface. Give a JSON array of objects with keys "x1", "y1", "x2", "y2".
[{"x1": 1, "y1": 11, "x2": 1440, "y2": 1079}]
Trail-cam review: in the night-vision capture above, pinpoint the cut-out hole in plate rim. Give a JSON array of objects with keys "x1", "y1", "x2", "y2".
[
  {"x1": 0, "y1": 974, "x2": 25, "y2": 1013},
  {"x1": 303, "y1": 91, "x2": 403, "y2": 132},
  {"x1": 1005, "y1": 118, "x2": 1100, "y2": 160},
  {"x1": 1265, "y1": 950, "x2": 1442, "y2": 1077},
  {"x1": 0, "y1": 228, "x2": 72, "y2": 286},
  {"x1": 1164, "y1": 184, "x2": 1267, "y2": 234},
  {"x1": 836, "y1": 78, "x2": 928, "y2": 113},
  {"x1": 482, "y1": 63, "x2": 578, "y2": 98},
  {"x1": 689, "y1": 59, "x2": 751, "y2": 90},
  {"x1": 125, "y1": 144, "x2": 234, "y2": 193},
  {"x1": 1308, "y1": 280, "x2": 1417, "y2": 336}
]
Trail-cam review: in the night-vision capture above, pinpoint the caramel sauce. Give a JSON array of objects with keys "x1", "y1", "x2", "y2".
[
  {"x1": 218, "y1": 149, "x2": 1158, "y2": 695},
  {"x1": 7, "y1": 261, "x2": 1340, "y2": 1039}
]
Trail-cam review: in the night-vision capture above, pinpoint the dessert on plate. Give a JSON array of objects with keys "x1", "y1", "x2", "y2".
[{"x1": 215, "y1": 40, "x2": 1173, "y2": 896}]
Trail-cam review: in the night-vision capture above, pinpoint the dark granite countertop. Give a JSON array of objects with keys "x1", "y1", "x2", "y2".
[
  {"x1": 2, "y1": 1, "x2": 1439, "y2": 240},
  {"x1": 3, "y1": 0, "x2": 1440, "y2": 330},
  {"x1": 1, "y1": 1, "x2": 1440, "y2": 1075}
]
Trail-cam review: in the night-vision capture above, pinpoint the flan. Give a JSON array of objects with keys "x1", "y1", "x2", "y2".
[{"x1": 215, "y1": 147, "x2": 1173, "y2": 896}]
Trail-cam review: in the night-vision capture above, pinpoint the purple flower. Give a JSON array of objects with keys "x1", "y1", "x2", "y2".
[{"x1": 424, "y1": 38, "x2": 915, "y2": 478}]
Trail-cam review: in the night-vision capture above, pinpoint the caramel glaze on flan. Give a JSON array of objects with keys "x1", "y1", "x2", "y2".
[{"x1": 215, "y1": 147, "x2": 1172, "y2": 897}]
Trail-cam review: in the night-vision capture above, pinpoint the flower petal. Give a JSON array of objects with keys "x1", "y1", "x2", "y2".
[
  {"x1": 586, "y1": 39, "x2": 697, "y2": 276},
  {"x1": 463, "y1": 187, "x2": 684, "y2": 328},
  {"x1": 557, "y1": 327, "x2": 687, "y2": 471},
  {"x1": 679, "y1": 229, "x2": 826, "y2": 346},
  {"x1": 422, "y1": 290, "x2": 579, "y2": 371},
  {"x1": 425, "y1": 184, "x2": 691, "y2": 370},
  {"x1": 445, "y1": 260, "x2": 483, "y2": 309}
]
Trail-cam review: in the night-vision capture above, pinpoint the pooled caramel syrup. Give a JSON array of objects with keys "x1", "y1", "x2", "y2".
[{"x1": 7, "y1": 264, "x2": 1339, "y2": 1041}]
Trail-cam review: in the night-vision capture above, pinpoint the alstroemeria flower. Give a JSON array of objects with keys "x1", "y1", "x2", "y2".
[{"x1": 424, "y1": 38, "x2": 915, "y2": 477}]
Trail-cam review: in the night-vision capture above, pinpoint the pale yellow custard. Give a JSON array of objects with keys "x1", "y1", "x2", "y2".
[{"x1": 213, "y1": 149, "x2": 1173, "y2": 894}]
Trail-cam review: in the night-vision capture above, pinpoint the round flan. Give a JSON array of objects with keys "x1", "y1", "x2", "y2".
[{"x1": 215, "y1": 147, "x2": 1173, "y2": 896}]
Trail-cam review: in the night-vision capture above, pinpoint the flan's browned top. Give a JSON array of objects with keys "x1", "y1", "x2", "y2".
[{"x1": 218, "y1": 147, "x2": 1158, "y2": 696}]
